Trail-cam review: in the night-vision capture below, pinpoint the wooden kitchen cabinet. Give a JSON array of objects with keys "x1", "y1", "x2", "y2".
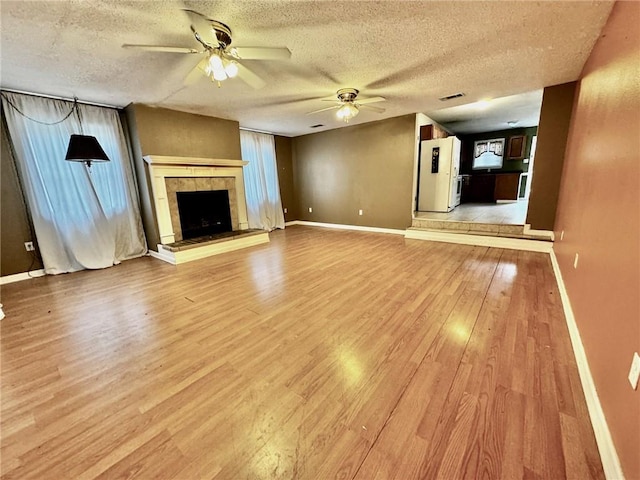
[
  {"x1": 494, "y1": 173, "x2": 521, "y2": 200},
  {"x1": 420, "y1": 124, "x2": 449, "y2": 140},
  {"x1": 462, "y1": 172, "x2": 522, "y2": 203},
  {"x1": 462, "y1": 174, "x2": 495, "y2": 203},
  {"x1": 508, "y1": 135, "x2": 526, "y2": 159}
]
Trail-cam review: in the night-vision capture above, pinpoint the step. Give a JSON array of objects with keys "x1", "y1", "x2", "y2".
[{"x1": 410, "y1": 219, "x2": 551, "y2": 241}]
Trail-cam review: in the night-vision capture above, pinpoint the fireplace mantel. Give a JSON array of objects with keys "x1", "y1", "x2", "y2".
[
  {"x1": 144, "y1": 155, "x2": 250, "y2": 246},
  {"x1": 144, "y1": 155, "x2": 248, "y2": 168}
]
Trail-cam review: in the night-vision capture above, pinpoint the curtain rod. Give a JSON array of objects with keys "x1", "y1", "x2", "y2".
[
  {"x1": 1, "y1": 88, "x2": 121, "y2": 110},
  {"x1": 239, "y1": 126, "x2": 278, "y2": 136}
]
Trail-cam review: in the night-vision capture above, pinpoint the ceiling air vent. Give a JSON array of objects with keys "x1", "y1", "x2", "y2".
[
  {"x1": 310, "y1": 124, "x2": 324, "y2": 128},
  {"x1": 439, "y1": 92, "x2": 465, "y2": 101}
]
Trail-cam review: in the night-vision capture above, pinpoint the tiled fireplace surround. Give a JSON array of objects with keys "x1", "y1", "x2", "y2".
[
  {"x1": 144, "y1": 155, "x2": 250, "y2": 246},
  {"x1": 165, "y1": 177, "x2": 238, "y2": 242}
]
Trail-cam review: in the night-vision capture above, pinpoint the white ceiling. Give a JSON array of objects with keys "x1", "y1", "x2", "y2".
[{"x1": 0, "y1": 1, "x2": 613, "y2": 137}]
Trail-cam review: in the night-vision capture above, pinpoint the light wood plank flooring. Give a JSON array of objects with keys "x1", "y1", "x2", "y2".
[
  {"x1": 0, "y1": 226, "x2": 603, "y2": 479},
  {"x1": 416, "y1": 201, "x2": 529, "y2": 225}
]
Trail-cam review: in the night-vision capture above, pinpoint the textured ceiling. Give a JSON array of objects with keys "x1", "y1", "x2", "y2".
[
  {"x1": 430, "y1": 90, "x2": 544, "y2": 135},
  {"x1": 0, "y1": 0, "x2": 613, "y2": 137}
]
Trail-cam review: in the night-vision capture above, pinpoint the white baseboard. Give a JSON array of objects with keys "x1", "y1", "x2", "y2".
[
  {"x1": 0, "y1": 269, "x2": 46, "y2": 285},
  {"x1": 524, "y1": 224, "x2": 555, "y2": 241},
  {"x1": 549, "y1": 249, "x2": 624, "y2": 480},
  {"x1": 285, "y1": 220, "x2": 405, "y2": 236},
  {"x1": 405, "y1": 228, "x2": 553, "y2": 253},
  {"x1": 148, "y1": 248, "x2": 176, "y2": 265},
  {"x1": 287, "y1": 221, "x2": 552, "y2": 253}
]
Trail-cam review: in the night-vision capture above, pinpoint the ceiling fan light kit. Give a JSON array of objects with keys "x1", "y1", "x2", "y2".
[
  {"x1": 225, "y1": 61, "x2": 239, "y2": 78},
  {"x1": 307, "y1": 88, "x2": 386, "y2": 123},
  {"x1": 336, "y1": 103, "x2": 359, "y2": 122},
  {"x1": 122, "y1": 9, "x2": 290, "y2": 89},
  {"x1": 206, "y1": 51, "x2": 238, "y2": 84}
]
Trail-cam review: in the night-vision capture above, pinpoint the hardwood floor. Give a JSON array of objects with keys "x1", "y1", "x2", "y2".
[{"x1": 0, "y1": 226, "x2": 604, "y2": 479}]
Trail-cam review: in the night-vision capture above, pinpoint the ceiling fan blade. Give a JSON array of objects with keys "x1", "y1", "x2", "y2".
[
  {"x1": 356, "y1": 96, "x2": 386, "y2": 105},
  {"x1": 122, "y1": 44, "x2": 200, "y2": 54},
  {"x1": 182, "y1": 9, "x2": 219, "y2": 46},
  {"x1": 232, "y1": 47, "x2": 291, "y2": 61},
  {"x1": 321, "y1": 99, "x2": 341, "y2": 103},
  {"x1": 358, "y1": 104, "x2": 386, "y2": 113},
  {"x1": 236, "y1": 63, "x2": 266, "y2": 89},
  {"x1": 306, "y1": 105, "x2": 340, "y2": 115},
  {"x1": 184, "y1": 56, "x2": 209, "y2": 85}
]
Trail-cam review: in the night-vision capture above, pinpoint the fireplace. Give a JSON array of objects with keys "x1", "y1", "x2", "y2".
[
  {"x1": 143, "y1": 156, "x2": 268, "y2": 265},
  {"x1": 177, "y1": 190, "x2": 232, "y2": 239},
  {"x1": 142, "y1": 154, "x2": 250, "y2": 244}
]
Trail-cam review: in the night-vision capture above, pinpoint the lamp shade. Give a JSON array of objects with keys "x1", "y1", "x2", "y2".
[{"x1": 65, "y1": 134, "x2": 110, "y2": 164}]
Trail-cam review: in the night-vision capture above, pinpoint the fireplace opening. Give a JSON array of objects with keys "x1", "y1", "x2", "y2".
[{"x1": 177, "y1": 190, "x2": 233, "y2": 240}]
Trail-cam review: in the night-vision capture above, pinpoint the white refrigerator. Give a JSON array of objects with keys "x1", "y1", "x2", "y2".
[{"x1": 417, "y1": 137, "x2": 462, "y2": 212}]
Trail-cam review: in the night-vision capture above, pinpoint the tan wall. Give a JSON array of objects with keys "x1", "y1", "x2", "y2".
[
  {"x1": 293, "y1": 115, "x2": 415, "y2": 230},
  {"x1": 554, "y1": 2, "x2": 640, "y2": 478},
  {"x1": 1, "y1": 114, "x2": 43, "y2": 276},
  {"x1": 130, "y1": 104, "x2": 241, "y2": 159},
  {"x1": 274, "y1": 135, "x2": 297, "y2": 222},
  {"x1": 526, "y1": 82, "x2": 577, "y2": 230},
  {"x1": 124, "y1": 104, "x2": 241, "y2": 249}
]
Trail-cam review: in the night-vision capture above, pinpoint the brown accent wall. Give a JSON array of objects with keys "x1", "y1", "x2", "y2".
[
  {"x1": 124, "y1": 104, "x2": 241, "y2": 249},
  {"x1": 0, "y1": 114, "x2": 43, "y2": 276},
  {"x1": 526, "y1": 82, "x2": 577, "y2": 230},
  {"x1": 274, "y1": 135, "x2": 297, "y2": 222},
  {"x1": 129, "y1": 104, "x2": 241, "y2": 159},
  {"x1": 292, "y1": 115, "x2": 415, "y2": 230},
  {"x1": 554, "y1": 2, "x2": 640, "y2": 478}
]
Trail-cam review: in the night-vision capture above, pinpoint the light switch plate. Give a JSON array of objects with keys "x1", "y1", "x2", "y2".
[{"x1": 629, "y1": 352, "x2": 640, "y2": 390}]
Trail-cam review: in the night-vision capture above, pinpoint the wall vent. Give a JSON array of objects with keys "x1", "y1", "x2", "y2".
[
  {"x1": 439, "y1": 92, "x2": 465, "y2": 101},
  {"x1": 310, "y1": 124, "x2": 324, "y2": 128}
]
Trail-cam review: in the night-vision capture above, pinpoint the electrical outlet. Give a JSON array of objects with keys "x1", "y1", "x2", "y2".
[
  {"x1": 573, "y1": 253, "x2": 579, "y2": 269},
  {"x1": 24, "y1": 241, "x2": 35, "y2": 252},
  {"x1": 358, "y1": 209, "x2": 363, "y2": 216},
  {"x1": 629, "y1": 352, "x2": 640, "y2": 390},
  {"x1": 283, "y1": 207, "x2": 288, "y2": 214},
  {"x1": 308, "y1": 207, "x2": 313, "y2": 213},
  {"x1": 560, "y1": 230, "x2": 565, "y2": 241}
]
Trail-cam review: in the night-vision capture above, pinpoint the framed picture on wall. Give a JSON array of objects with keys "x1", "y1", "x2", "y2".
[{"x1": 508, "y1": 135, "x2": 526, "y2": 159}]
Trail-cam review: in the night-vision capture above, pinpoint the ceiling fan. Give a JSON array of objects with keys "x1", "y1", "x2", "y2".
[
  {"x1": 307, "y1": 88, "x2": 386, "y2": 123},
  {"x1": 122, "y1": 9, "x2": 291, "y2": 89}
]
